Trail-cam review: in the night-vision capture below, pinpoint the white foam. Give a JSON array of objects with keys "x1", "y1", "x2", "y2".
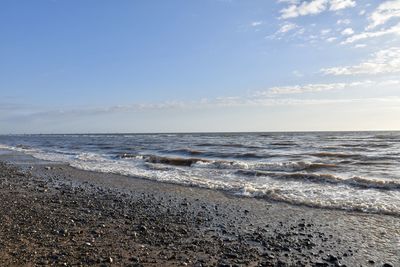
[
  {"x1": 193, "y1": 160, "x2": 333, "y2": 172},
  {"x1": 2, "y1": 143, "x2": 400, "y2": 216}
]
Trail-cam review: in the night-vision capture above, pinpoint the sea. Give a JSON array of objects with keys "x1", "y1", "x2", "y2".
[{"x1": 1, "y1": 132, "x2": 399, "y2": 216}]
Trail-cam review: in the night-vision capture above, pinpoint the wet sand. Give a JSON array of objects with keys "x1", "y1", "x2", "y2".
[{"x1": 0, "y1": 151, "x2": 399, "y2": 266}]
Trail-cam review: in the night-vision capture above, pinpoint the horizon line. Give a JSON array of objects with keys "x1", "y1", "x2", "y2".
[{"x1": 1, "y1": 129, "x2": 400, "y2": 135}]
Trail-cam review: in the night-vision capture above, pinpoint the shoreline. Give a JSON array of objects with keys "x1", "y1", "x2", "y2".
[{"x1": 0, "y1": 151, "x2": 399, "y2": 266}]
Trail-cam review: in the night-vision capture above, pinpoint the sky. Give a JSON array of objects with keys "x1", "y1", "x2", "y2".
[{"x1": 1, "y1": 0, "x2": 400, "y2": 133}]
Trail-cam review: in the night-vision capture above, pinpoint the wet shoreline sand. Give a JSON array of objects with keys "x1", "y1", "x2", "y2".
[{"x1": 0, "y1": 152, "x2": 399, "y2": 266}]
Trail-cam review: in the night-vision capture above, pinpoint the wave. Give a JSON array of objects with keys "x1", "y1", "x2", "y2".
[
  {"x1": 115, "y1": 151, "x2": 338, "y2": 172},
  {"x1": 196, "y1": 143, "x2": 263, "y2": 149},
  {"x1": 367, "y1": 143, "x2": 393, "y2": 148},
  {"x1": 373, "y1": 134, "x2": 400, "y2": 140},
  {"x1": 0, "y1": 144, "x2": 34, "y2": 153},
  {"x1": 269, "y1": 142, "x2": 297, "y2": 146},
  {"x1": 340, "y1": 144, "x2": 365, "y2": 148},
  {"x1": 143, "y1": 155, "x2": 209, "y2": 167},
  {"x1": 310, "y1": 152, "x2": 359, "y2": 159},
  {"x1": 16, "y1": 144, "x2": 32, "y2": 149},
  {"x1": 74, "y1": 153, "x2": 107, "y2": 162},
  {"x1": 347, "y1": 176, "x2": 400, "y2": 190},
  {"x1": 232, "y1": 152, "x2": 266, "y2": 159},
  {"x1": 341, "y1": 143, "x2": 392, "y2": 149},
  {"x1": 117, "y1": 153, "x2": 208, "y2": 167},
  {"x1": 117, "y1": 153, "x2": 144, "y2": 159},
  {"x1": 194, "y1": 160, "x2": 336, "y2": 172},
  {"x1": 237, "y1": 170, "x2": 400, "y2": 190},
  {"x1": 162, "y1": 149, "x2": 270, "y2": 160},
  {"x1": 2, "y1": 141, "x2": 400, "y2": 216},
  {"x1": 0, "y1": 143, "x2": 332, "y2": 172},
  {"x1": 236, "y1": 186, "x2": 400, "y2": 217},
  {"x1": 354, "y1": 161, "x2": 395, "y2": 166},
  {"x1": 312, "y1": 152, "x2": 398, "y2": 162},
  {"x1": 162, "y1": 148, "x2": 203, "y2": 156}
]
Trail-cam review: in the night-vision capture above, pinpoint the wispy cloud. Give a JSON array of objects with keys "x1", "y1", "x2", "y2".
[
  {"x1": 342, "y1": 22, "x2": 400, "y2": 44},
  {"x1": 266, "y1": 22, "x2": 303, "y2": 40},
  {"x1": 251, "y1": 21, "x2": 263, "y2": 27},
  {"x1": 337, "y1": 19, "x2": 351, "y2": 25},
  {"x1": 341, "y1": 27, "x2": 354, "y2": 35},
  {"x1": 339, "y1": 1, "x2": 400, "y2": 45},
  {"x1": 367, "y1": 0, "x2": 400, "y2": 29},
  {"x1": 280, "y1": 0, "x2": 328, "y2": 19},
  {"x1": 329, "y1": 0, "x2": 356, "y2": 11},
  {"x1": 354, "y1": 43, "x2": 367, "y2": 48},
  {"x1": 257, "y1": 80, "x2": 376, "y2": 95},
  {"x1": 320, "y1": 28, "x2": 331, "y2": 35},
  {"x1": 216, "y1": 95, "x2": 400, "y2": 107},
  {"x1": 11, "y1": 94, "x2": 400, "y2": 122},
  {"x1": 278, "y1": 22, "x2": 299, "y2": 33},
  {"x1": 278, "y1": 0, "x2": 300, "y2": 4},
  {"x1": 279, "y1": 0, "x2": 355, "y2": 19},
  {"x1": 321, "y1": 47, "x2": 400, "y2": 75},
  {"x1": 325, "y1": 37, "x2": 337, "y2": 42},
  {"x1": 3, "y1": 78, "x2": 400, "y2": 123}
]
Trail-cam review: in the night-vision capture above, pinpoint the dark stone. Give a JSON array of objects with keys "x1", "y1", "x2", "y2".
[
  {"x1": 325, "y1": 254, "x2": 338, "y2": 262},
  {"x1": 58, "y1": 229, "x2": 68, "y2": 237}
]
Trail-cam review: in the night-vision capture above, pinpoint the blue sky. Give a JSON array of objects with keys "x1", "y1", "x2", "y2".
[{"x1": 1, "y1": 0, "x2": 400, "y2": 133}]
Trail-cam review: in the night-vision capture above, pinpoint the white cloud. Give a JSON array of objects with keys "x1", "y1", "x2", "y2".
[
  {"x1": 342, "y1": 22, "x2": 400, "y2": 44},
  {"x1": 266, "y1": 22, "x2": 303, "y2": 40},
  {"x1": 367, "y1": 0, "x2": 400, "y2": 29},
  {"x1": 320, "y1": 28, "x2": 331, "y2": 35},
  {"x1": 280, "y1": 0, "x2": 355, "y2": 19},
  {"x1": 258, "y1": 81, "x2": 374, "y2": 95},
  {"x1": 252, "y1": 96, "x2": 400, "y2": 106},
  {"x1": 280, "y1": 0, "x2": 328, "y2": 19},
  {"x1": 278, "y1": 0, "x2": 300, "y2": 3},
  {"x1": 278, "y1": 22, "x2": 299, "y2": 33},
  {"x1": 321, "y1": 47, "x2": 400, "y2": 75},
  {"x1": 337, "y1": 19, "x2": 351, "y2": 25},
  {"x1": 326, "y1": 37, "x2": 337, "y2": 42},
  {"x1": 354, "y1": 43, "x2": 367, "y2": 48},
  {"x1": 224, "y1": 95, "x2": 400, "y2": 107},
  {"x1": 341, "y1": 27, "x2": 354, "y2": 35},
  {"x1": 4, "y1": 79, "x2": 400, "y2": 125},
  {"x1": 251, "y1": 21, "x2": 263, "y2": 27},
  {"x1": 329, "y1": 0, "x2": 356, "y2": 11}
]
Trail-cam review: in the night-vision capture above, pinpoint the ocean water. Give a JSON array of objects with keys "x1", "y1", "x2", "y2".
[{"x1": 0, "y1": 132, "x2": 399, "y2": 216}]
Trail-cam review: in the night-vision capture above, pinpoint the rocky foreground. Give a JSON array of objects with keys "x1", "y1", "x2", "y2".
[{"x1": 0, "y1": 159, "x2": 398, "y2": 266}]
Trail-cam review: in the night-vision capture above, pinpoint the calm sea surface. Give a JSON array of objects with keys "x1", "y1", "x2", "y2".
[{"x1": 1, "y1": 132, "x2": 400, "y2": 215}]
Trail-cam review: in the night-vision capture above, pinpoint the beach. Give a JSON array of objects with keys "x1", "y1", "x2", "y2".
[
  {"x1": 2, "y1": 0, "x2": 400, "y2": 265},
  {"x1": 0, "y1": 151, "x2": 399, "y2": 266}
]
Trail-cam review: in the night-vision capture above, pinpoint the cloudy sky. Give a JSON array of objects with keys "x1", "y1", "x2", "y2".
[{"x1": 1, "y1": 0, "x2": 399, "y2": 133}]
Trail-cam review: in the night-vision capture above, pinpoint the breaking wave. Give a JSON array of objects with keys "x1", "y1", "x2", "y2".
[
  {"x1": 237, "y1": 170, "x2": 400, "y2": 190},
  {"x1": 1, "y1": 130, "x2": 400, "y2": 217}
]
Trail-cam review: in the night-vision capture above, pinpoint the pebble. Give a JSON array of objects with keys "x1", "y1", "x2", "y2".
[{"x1": 0, "y1": 161, "x2": 395, "y2": 267}]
